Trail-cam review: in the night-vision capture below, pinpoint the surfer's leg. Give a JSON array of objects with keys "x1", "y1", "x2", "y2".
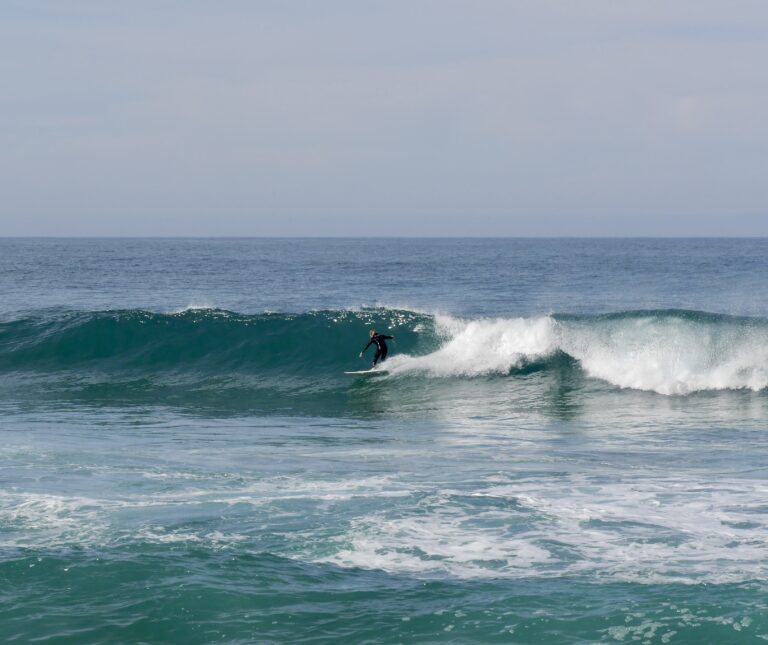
[
  {"x1": 373, "y1": 349, "x2": 382, "y2": 367},
  {"x1": 380, "y1": 347, "x2": 388, "y2": 363}
]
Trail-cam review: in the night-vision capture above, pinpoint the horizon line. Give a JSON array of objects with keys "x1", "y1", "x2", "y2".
[{"x1": 2, "y1": 235, "x2": 768, "y2": 240}]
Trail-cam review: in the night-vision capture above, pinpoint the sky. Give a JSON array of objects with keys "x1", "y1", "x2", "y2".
[{"x1": 1, "y1": 1, "x2": 767, "y2": 236}]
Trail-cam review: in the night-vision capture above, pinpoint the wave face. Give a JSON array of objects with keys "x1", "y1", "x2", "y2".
[
  {"x1": 2, "y1": 307, "x2": 768, "y2": 400},
  {"x1": 0, "y1": 308, "x2": 432, "y2": 375}
]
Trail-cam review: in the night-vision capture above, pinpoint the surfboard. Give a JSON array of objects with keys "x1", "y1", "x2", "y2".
[{"x1": 344, "y1": 369, "x2": 388, "y2": 376}]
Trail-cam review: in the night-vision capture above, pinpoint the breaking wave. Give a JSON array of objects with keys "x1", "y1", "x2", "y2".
[
  {"x1": 389, "y1": 309, "x2": 768, "y2": 395},
  {"x1": 2, "y1": 307, "x2": 768, "y2": 397}
]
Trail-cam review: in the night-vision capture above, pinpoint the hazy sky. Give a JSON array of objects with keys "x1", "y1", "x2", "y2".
[{"x1": 2, "y1": 1, "x2": 767, "y2": 236}]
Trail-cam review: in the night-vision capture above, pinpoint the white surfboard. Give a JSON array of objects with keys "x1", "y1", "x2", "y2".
[{"x1": 344, "y1": 368, "x2": 388, "y2": 376}]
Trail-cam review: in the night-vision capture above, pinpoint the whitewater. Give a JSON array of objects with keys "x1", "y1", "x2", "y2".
[
  {"x1": 388, "y1": 309, "x2": 768, "y2": 394},
  {"x1": 2, "y1": 238, "x2": 768, "y2": 643}
]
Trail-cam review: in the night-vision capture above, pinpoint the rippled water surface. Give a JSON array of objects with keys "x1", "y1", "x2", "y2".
[{"x1": 2, "y1": 238, "x2": 767, "y2": 643}]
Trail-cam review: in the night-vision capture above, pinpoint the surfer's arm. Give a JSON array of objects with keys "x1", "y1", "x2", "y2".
[{"x1": 360, "y1": 340, "x2": 374, "y2": 356}]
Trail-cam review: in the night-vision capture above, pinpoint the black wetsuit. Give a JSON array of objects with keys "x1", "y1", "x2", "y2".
[{"x1": 362, "y1": 334, "x2": 393, "y2": 367}]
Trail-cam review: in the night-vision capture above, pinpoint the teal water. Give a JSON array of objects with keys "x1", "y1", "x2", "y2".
[{"x1": 2, "y1": 239, "x2": 768, "y2": 643}]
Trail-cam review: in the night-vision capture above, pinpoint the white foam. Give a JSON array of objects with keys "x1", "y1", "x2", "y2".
[
  {"x1": 0, "y1": 474, "x2": 410, "y2": 549},
  {"x1": 169, "y1": 300, "x2": 216, "y2": 314},
  {"x1": 0, "y1": 491, "x2": 110, "y2": 548},
  {"x1": 313, "y1": 477, "x2": 768, "y2": 583},
  {"x1": 387, "y1": 312, "x2": 768, "y2": 394},
  {"x1": 560, "y1": 314, "x2": 768, "y2": 395},
  {"x1": 318, "y1": 512, "x2": 552, "y2": 577},
  {"x1": 3, "y1": 471, "x2": 766, "y2": 584},
  {"x1": 388, "y1": 315, "x2": 558, "y2": 377}
]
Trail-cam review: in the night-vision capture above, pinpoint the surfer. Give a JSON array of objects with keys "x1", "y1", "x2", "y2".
[{"x1": 359, "y1": 329, "x2": 394, "y2": 368}]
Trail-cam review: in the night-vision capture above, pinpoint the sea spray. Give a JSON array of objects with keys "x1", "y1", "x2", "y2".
[
  {"x1": 558, "y1": 310, "x2": 768, "y2": 394},
  {"x1": 386, "y1": 314, "x2": 559, "y2": 376}
]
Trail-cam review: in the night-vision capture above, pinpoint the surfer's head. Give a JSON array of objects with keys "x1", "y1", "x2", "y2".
[{"x1": 369, "y1": 329, "x2": 377, "y2": 337}]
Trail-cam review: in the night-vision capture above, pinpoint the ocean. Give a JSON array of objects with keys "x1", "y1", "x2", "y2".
[{"x1": 1, "y1": 238, "x2": 767, "y2": 643}]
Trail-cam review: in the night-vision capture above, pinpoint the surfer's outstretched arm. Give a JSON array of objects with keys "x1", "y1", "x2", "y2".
[{"x1": 359, "y1": 339, "x2": 374, "y2": 358}]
